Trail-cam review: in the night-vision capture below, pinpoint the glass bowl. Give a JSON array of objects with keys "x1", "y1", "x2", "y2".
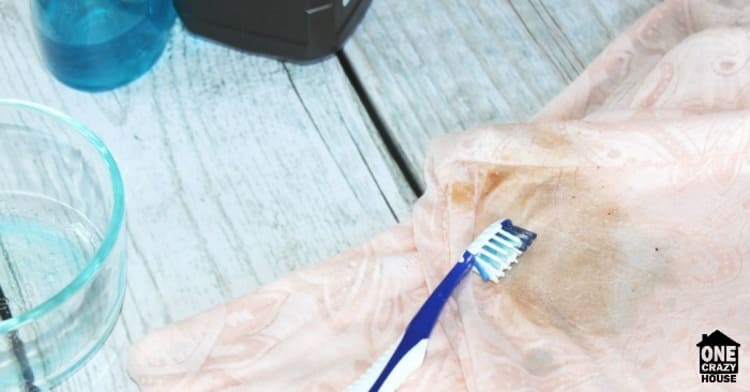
[{"x1": 0, "y1": 100, "x2": 126, "y2": 390}]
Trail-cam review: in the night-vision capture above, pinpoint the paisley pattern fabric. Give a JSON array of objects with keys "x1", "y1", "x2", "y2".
[{"x1": 129, "y1": 1, "x2": 750, "y2": 390}]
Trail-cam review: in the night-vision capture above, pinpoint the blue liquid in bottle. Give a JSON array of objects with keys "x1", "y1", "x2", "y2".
[{"x1": 32, "y1": 0, "x2": 176, "y2": 92}]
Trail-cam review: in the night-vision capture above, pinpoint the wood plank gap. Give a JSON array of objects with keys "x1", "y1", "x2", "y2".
[{"x1": 336, "y1": 50, "x2": 424, "y2": 196}]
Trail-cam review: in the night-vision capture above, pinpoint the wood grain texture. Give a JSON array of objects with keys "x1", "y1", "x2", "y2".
[
  {"x1": 344, "y1": 0, "x2": 659, "y2": 188},
  {"x1": 0, "y1": 1, "x2": 414, "y2": 390}
]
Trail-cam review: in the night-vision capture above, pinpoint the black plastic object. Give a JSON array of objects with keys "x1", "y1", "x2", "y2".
[{"x1": 173, "y1": 0, "x2": 372, "y2": 62}]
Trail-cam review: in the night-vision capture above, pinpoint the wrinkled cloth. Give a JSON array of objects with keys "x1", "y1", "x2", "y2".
[{"x1": 129, "y1": 0, "x2": 750, "y2": 390}]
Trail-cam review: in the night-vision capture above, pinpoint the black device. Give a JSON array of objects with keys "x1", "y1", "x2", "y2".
[{"x1": 173, "y1": 0, "x2": 372, "y2": 62}]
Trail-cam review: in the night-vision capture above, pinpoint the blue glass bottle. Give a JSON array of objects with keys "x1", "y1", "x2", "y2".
[{"x1": 31, "y1": 0, "x2": 176, "y2": 92}]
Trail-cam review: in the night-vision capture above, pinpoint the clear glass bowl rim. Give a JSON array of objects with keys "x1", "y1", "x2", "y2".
[{"x1": 0, "y1": 99, "x2": 125, "y2": 333}]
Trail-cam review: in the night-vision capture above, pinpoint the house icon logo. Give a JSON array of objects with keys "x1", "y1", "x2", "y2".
[{"x1": 697, "y1": 330, "x2": 740, "y2": 383}]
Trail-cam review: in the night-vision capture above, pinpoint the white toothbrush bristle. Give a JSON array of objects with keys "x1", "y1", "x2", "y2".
[{"x1": 467, "y1": 219, "x2": 536, "y2": 283}]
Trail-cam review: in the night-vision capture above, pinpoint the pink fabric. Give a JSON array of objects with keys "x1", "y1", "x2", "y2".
[{"x1": 129, "y1": 1, "x2": 750, "y2": 390}]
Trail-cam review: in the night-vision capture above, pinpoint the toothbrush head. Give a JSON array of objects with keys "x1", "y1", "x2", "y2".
[{"x1": 465, "y1": 219, "x2": 537, "y2": 283}]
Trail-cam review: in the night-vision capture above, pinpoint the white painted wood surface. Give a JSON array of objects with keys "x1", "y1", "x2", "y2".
[
  {"x1": 0, "y1": 1, "x2": 414, "y2": 390},
  {"x1": 344, "y1": 0, "x2": 659, "y2": 188},
  {"x1": 0, "y1": 0, "x2": 663, "y2": 390}
]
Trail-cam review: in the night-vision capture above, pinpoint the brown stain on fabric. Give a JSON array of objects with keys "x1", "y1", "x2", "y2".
[
  {"x1": 450, "y1": 181, "x2": 475, "y2": 208},
  {"x1": 481, "y1": 171, "x2": 510, "y2": 197},
  {"x1": 473, "y1": 162, "x2": 667, "y2": 337},
  {"x1": 530, "y1": 125, "x2": 574, "y2": 150}
]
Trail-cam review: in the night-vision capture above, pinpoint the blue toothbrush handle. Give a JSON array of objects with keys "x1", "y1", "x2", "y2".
[{"x1": 369, "y1": 251, "x2": 476, "y2": 391}]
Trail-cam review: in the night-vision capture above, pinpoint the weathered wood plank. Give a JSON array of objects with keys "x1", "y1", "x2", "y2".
[
  {"x1": 344, "y1": 0, "x2": 659, "y2": 188},
  {"x1": 0, "y1": 1, "x2": 415, "y2": 390}
]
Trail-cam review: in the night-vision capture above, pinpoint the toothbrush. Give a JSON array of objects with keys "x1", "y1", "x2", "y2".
[{"x1": 347, "y1": 219, "x2": 536, "y2": 392}]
